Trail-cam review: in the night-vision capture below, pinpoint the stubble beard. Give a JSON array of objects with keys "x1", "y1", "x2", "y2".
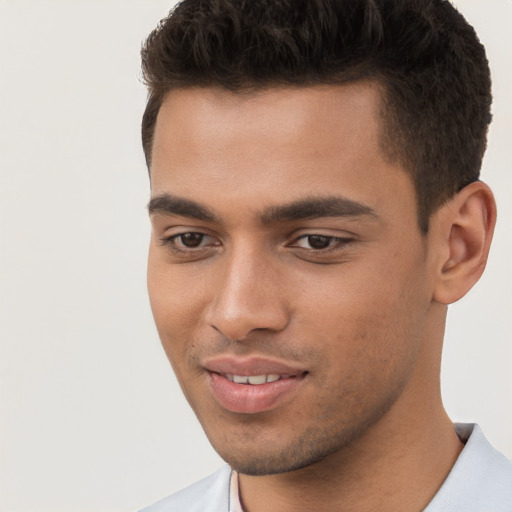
[{"x1": 200, "y1": 379, "x2": 408, "y2": 477}]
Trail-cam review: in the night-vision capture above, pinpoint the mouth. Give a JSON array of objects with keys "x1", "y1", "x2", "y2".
[{"x1": 203, "y1": 357, "x2": 308, "y2": 414}]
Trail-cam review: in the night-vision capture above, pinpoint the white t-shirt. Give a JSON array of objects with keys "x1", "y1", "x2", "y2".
[{"x1": 141, "y1": 424, "x2": 512, "y2": 512}]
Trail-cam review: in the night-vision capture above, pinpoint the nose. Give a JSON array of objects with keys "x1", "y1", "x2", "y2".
[{"x1": 205, "y1": 244, "x2": 290, "y2": 341}]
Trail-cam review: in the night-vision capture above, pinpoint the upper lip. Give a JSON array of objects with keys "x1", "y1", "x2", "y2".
[{"x1": 203, "y1": 356, "x2": 307, "y2": 376}]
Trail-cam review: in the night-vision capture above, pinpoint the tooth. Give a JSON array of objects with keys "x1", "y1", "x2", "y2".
[
  {"x1": 225, "y1": 374, "x2": 234, "y2": 382},
  {"x1": 248, "y1": 375, "x2": 267, "y2": 385},
  {"x1": 233, "y1": 375, "x2": 249, "y2": 384},
  {"x1": 266, "y1": 374, "x2": 280, "y2": 383}
]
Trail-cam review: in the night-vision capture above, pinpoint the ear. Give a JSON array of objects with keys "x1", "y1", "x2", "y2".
[{"x1": 432, "y1": 181, "x2": 496, "y2": 305}]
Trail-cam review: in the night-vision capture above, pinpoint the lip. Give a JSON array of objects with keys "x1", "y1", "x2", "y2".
[
  {"x1": 204, "y1": 356, "x2": 308, "y2": 414},
  {"x1": 204, "y1": 356, "x2": 306, "y2": 376}
]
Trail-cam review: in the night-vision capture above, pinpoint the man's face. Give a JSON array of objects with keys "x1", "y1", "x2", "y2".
[{"x1": 147, "y1": 84, "x2": 438, "y2": 475}]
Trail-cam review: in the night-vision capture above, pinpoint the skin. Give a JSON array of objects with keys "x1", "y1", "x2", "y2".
[{"x1": 147, "y1": 83, "x2": 496, "y2": 511}]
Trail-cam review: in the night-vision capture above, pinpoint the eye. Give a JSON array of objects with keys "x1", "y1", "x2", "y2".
[
  {"x1": 160, "y1": 231, "x2": 217, "y2": 251},
  {"x1": 294, "y1": 234, "x2": 346, "y2": 250},
  {"x1": 175, "y1": 232, "x2": 207, "y2": 248}
]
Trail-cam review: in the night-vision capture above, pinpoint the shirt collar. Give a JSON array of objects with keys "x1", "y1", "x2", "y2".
[
  {"x1": 229, "y1": 469, "x2": 244, "y2": 512},
  {"x1": 424, "y1": 423, "x2": 512, "y2": 511}
]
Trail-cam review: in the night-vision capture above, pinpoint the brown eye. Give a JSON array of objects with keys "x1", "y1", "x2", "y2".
[
  {"x1": 179, "y1": 232, "x2": 205, "y2": 247},
  {"x1": 306, "y1": 235, "x2": 331, "y2": 249}
]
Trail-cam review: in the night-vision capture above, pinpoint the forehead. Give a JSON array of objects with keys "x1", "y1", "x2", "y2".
[
  {"x1": 150, "y1": 83, "x2": 413, "y2": 222},
  {"x1": 152, "y1": 83, "x2": 384, "y2": 167}
]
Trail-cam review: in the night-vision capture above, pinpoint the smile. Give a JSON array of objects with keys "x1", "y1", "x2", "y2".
[
  {"x1": 205, "y1": 370, "x2": 306, "y2": 414},
  {"x1": 202, "y1": 356, "x2": 308, "y2": 413}
]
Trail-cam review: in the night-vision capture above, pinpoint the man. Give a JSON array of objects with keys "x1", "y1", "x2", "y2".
[{"x1": 139, "y1": 0, "x2": 512, "y2": 510}]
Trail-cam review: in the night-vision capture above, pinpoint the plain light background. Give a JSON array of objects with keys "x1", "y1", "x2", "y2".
[{"x1": 0, "y1": 1, "x2": 510, "y2": 511}]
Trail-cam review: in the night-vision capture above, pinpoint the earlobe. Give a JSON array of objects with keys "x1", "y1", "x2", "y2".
[{"x1": 433, "y1": 182, "x2": 496, "y2": 305}]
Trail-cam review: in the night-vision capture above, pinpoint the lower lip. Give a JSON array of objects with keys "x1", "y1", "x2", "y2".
[{"x1": 208, "y1": 372, "x2": 306, "y2": 414}]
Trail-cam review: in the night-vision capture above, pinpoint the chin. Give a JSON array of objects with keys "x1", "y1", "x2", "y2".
[
  {"x1": 222, "y1": 450, "x2": 329, "y2": 476},
  {"x1": 209, "y1": 425, "x2": 353, "y2": 476}
]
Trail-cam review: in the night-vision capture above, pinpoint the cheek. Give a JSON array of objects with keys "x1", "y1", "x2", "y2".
[
  {"x1": 305, "y1": 257, "x2": 429, "y2": 382},
  {"x1": 147, "y1": 249, "x2": 205, "y2": 370},
  {"x1": 306, "y1": 304, "x2": 425, "y2": 433},
  {"x1": 148, "y1": 246, "x2": 208, "y2": 328},
  {"x1": 147, "y1": 270, "x2": 203, "y2": 405}
]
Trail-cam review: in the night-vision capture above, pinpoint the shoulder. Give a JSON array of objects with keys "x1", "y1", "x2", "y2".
[
  {"x1": 425, "y1": 423, "x2": 512, "y2": 512},
  {"x1": 139, "y1": 466, "x2": 231, "y2": 512}
]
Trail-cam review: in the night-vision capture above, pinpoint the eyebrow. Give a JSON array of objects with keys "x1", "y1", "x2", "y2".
[
  {"x1": 147, "y1": 194, "x2": 378, "y2": 224},
  {"x1": 260, "y1": 196, "x2": 378, "y2": 224},
  {"x1": 148, "y1": 194, "x2": 218, "y2": 222}
]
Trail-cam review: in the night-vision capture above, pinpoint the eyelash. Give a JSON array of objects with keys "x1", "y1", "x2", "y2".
[
  {"x1": 291, "y1": 234, "x2": 354, "y2": 252},
  {"x1": 159, "y1": 232, "x2": 354, "y2": 256},
  {"x1": 159, "y1": 232, "x2": 216, "y2": 253}
]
